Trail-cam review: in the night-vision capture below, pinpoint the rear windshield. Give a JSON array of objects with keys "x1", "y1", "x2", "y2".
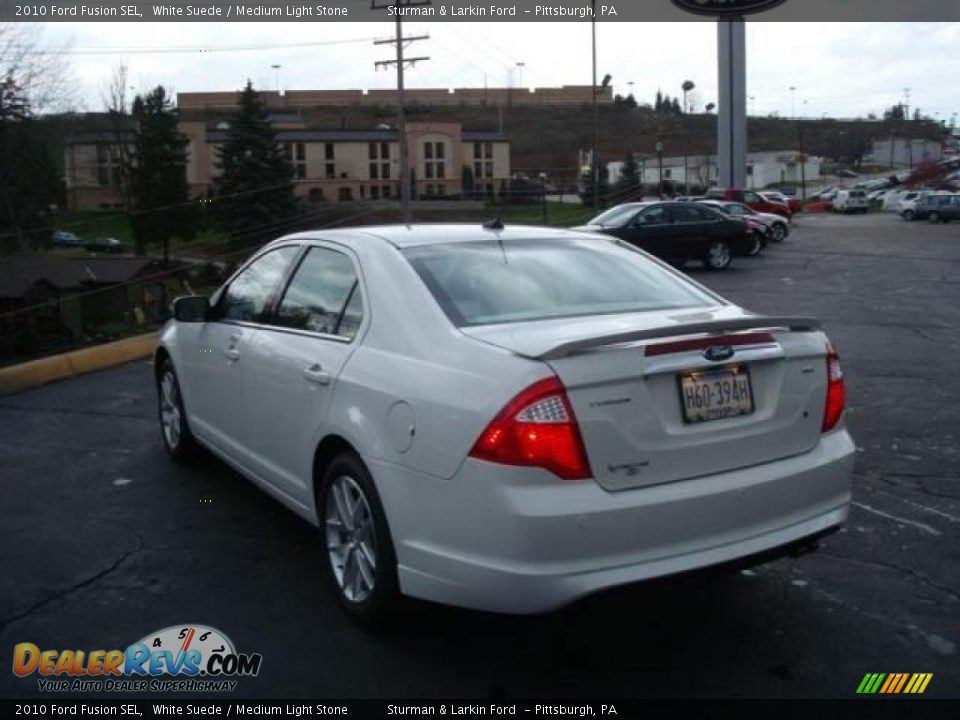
[{"x1": 403, "y1": 237, "x2": 716, "y2": 327}]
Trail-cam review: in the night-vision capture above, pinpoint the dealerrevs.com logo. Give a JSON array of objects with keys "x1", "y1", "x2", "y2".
[{"x1": 12, "y1": 625, "x2": 262, "y2": 693}]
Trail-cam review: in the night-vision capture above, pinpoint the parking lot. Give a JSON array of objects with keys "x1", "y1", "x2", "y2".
[{"x1": 1, "y1": 212, "x2": 958, "y2": 699}]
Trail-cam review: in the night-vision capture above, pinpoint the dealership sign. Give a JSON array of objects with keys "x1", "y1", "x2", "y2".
[{"x1": 671, "y1": 0, "x2": 788, "y2": 16}]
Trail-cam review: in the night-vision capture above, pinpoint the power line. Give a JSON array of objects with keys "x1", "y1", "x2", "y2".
[
  {"x1": 8, "y1": 37, "x2": 380, "y2": 56},
  {"x1": 371, "y1": 0, "x2": 432, "y2": 224}
]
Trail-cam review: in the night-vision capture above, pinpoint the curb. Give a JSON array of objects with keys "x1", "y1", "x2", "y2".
[{"x1": 0, "y1": 333, "x2": 157, "y2": 396}]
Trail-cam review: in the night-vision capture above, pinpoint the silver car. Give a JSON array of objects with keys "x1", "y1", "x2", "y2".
[{"x1": 155, "y1": 224, "x2": 854, "y2": 623}]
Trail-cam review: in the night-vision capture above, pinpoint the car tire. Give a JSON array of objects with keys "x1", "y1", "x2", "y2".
[
  {"x1": 772, "y1": 223, "x2": 786, "y2": 242},
  {"x1": 319, "y1": 452, "x2": 400, "y2": 627},
  {"x1": 746, "y1": 231, "x2": 763, "y2": 256},
  {"x1": 929, "y1": 212, "x2": 940, "y2": 224},
  {"x1": 157, "y1": 358, "x2": 199, "y2": 463},
  {"x1": 903, "y1": 210, "x2": 914, "y2": 221},
  {"x1": 704, "y1": 241, "x2": 732, "y2": 270}
]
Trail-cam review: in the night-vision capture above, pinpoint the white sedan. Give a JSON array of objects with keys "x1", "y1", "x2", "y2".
[{"x1": 155, "y1": 224, "x2": 854, "y2": 623}]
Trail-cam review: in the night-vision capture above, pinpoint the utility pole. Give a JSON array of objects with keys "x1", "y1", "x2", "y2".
[
  {"x1": 373, "y1": 0, "x2": 430, "y2": 224},
  {"x1": 591, "y1": 0, "x2": 599, "y2": 209}
]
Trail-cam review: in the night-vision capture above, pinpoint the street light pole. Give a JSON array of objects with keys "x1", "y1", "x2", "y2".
[
  {"x1": 539, "y1": 172, "x2": 548, "y2": 225},
  {"x1": 656, "y1": 141, "x2": 664, "y2": 199}
]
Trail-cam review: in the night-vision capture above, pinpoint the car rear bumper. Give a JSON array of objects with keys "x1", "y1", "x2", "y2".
[{"x1": 372, "y1": 428, "x2": 855, "y2": 614}]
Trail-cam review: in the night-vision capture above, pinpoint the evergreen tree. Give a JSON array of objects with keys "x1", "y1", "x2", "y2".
[
  {"x1": 655, "y1": 90, "x2": 664, "y2": 112},
  {"x1": 616, "y1": 153, "x2": 642, "y2": 201},
  {"x1": 0, "y1": 78, "x2": 61, "y2": 253},
  {"x1": 214, "y1": 81, "x2": 296, "y2": 246},
  {"x1": 128, "y1": 86, "x2": 196, "y2": 262},
  {"x1": 461, "y1": 164, "x2": 475, "y2": 198}
]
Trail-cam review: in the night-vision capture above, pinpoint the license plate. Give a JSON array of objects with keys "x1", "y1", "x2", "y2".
[{"x1": 678, "y1": 365, "x2": 754, "y2": 423}]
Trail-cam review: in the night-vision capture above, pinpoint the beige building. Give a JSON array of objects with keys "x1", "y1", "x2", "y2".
[{"x1": 65, "y1": 119, "x2": 510, "y2": 211}]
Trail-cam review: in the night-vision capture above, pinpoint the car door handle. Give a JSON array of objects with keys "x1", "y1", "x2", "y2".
[{"x1": 302, "y1": 364, "x2": 332, "y2": 386}]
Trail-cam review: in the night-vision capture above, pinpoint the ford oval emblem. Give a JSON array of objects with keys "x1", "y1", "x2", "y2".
[
  {"x1": 671, "y1": 0, "x2": 788, "y2": 17},
  {"x1": 704, "y1": 345, "x2": 735, "y2": 362}
]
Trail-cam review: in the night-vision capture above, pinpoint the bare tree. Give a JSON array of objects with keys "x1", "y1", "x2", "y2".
[
  {"x1": 102, "y1": 64, "x2": 136, "y2": 212},
  {"x1": 0, "y1": 24, "x2": 76, "y2": 117}
]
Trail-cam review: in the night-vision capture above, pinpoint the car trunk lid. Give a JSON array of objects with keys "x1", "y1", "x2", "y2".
[{"x1": 462, "y1": 309, "x2": 829, "y2": 490}]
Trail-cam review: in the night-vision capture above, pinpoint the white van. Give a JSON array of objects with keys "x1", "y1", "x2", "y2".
[{"x1": 832, "y1": 189, "x2": 869, "y2": 213}]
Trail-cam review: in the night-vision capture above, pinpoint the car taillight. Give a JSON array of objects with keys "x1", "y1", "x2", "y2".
[
  {"x1": 822, "y1": 342, "x2": 845, "y2": 432},
  {"x1": 469, "y1": 377, "x2": 592, "y2": 480}
]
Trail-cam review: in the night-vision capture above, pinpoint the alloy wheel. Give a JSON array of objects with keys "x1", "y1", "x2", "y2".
[
  {"x1": 159, "y1": 371, "x2": 181, "y2": 450},
  {"x1": 707, "y1": 241, "x2": 731, "y2": 270},
  {"x1": 325, "y1": 474, "x2": 377, "y2": 603}
]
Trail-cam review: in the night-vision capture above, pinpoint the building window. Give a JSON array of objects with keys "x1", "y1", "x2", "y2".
[
  {"x1": 664, "y1": 169, "x2": 672, "y2": 179},
  {"x1": 437, "y1": 184, "x2": 445, "y2": 195},
  {"x1": 485, "y1": 161, "x2": 493, "y2": 178},
  {"x1": 369, "y1": 163, "x2": 379, "y2": 180},
  {"x1": 424, "y1": 141, "x2": 446, "y2": 184},
  {"x1": 371, "y1": 186, "x2": 380, "y2": 200},
  {"x1": 474, "y1": 142, "x2": 493, "y2": 161},
  {"x1": 325, "y1": 143, "x2": 335, "y2": 160},
  {"x1": 382, "y1": 185, "x2": 392, "y2": 198},
  {"x1": 96, "y1": 145, "x2": 122, "y2": 187},
  {"x1": 425, "y1": 184, "x2": 434, "y2": 196},
  {"x1": 368, "y1": 142, "x2": 377, "y2": 160},
  {"x1": 381, "y1": 163, "x2": 390, "y2": 180},
  {"x1": 325, "y1": 163, "x2": 336, "y2": 180},
  {"x1": 308, "y1": 188, "x2": 325, "y2": 202},
  {"x1": 338, "y1": 187, "x2": 352, "y2": 201},
  {"x1": 380, "y1": 142, "x2": 389, "y2": 159},
  {"x1": 285, "y1": 142, "x2": 306, "y2": 179}
]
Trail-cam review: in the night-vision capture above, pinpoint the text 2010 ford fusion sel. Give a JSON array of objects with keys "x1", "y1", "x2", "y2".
[{"x1": 155, "y1": 223, "x2": 854, "y2": 623}]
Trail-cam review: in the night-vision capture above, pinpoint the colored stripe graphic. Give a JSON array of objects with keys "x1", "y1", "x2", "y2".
[{"x1": 858, "y1": 672, "x2": 933, "y2": 694}]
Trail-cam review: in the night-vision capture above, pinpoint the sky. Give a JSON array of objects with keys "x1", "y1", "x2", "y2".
[{"x1": 29, "y1": 21, "x2": 960, "y2": 124}]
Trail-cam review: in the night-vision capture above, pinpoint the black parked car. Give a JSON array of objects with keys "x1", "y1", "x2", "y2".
[
  {"x1": 572, "y1": 201, "x2": 753, "y2": 270},
  {"x1": 913, "y1": 194, "x2": 960, "y2": 223}
]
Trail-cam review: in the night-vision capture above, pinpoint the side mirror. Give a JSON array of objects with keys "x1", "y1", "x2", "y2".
[{"x1": 173, "y1": 296, "x2": 210, "y2": 323}]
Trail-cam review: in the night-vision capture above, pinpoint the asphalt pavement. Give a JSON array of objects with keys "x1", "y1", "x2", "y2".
[{"x1": 1, "y1": 212, "x2": 958, "y2": 699}]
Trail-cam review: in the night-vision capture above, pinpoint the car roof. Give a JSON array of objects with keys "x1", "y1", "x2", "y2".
[{"x1": 274, "y1": 223, "x2": 594, "y2": 249}]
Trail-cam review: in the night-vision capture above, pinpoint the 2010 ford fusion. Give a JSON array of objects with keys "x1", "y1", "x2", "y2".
[{"x1": 155, "y1": 223, "x2": 854, "y2": 623}]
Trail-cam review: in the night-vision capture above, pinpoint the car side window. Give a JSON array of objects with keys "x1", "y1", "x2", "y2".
[
  {"x1": 273, "y1": 247, "x2": 363, "y2": 339},
  {"x1": 743, "y1": 192, "x2": 760, "y2": 203},
  {"x1": 217, "y1": 246, "x2": 299, "y2": 323},
  {"x1": 634, "y1": 206, "x2": 668, "y2": 225},
  {"x1": 726, "y1": 204, "x2": 746, "y2": 216}
]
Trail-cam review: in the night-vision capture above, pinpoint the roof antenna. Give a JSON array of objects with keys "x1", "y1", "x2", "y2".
[{"x1": 482, "y1": 216, "x2": 504, "y2": 231}]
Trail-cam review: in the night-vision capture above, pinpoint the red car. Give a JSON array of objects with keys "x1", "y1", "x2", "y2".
[
  {"x1": 706, "y1": 188, "x2": 793, "y2": 219},
  {"x1": 761, "y1": 190, "x2": 803, "y2": 214}
]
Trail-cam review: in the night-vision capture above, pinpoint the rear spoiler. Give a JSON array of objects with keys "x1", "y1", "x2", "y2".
[{"x1": 537, "y1": 316, "x2": 821, "y2": 361}]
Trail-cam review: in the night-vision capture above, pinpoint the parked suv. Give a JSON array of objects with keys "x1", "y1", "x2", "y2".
[
  {"x1": 913, "y1": 194, "x2": 960, "y2": 223},
  {"x1": 832, "y1": 189, "x2": 869, "y2": 214},
  {"x1": 901, "y1": 191, "x2": 951, "y2": 221},
  {"x1": 705, "y1": 188, "x2": 792, "y2": 218}
]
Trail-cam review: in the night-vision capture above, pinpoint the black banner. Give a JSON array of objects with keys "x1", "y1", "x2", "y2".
[
  {"x1": 2, "y1": 0, "x2": 959, "y2": 23},
  {"x1": 3, "y1": 699, "x2": 960, "y2": 720}
]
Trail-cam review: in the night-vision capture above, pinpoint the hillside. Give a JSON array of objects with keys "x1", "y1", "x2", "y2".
[{"x1": 257, "y1": 103, "x2": 945, "y2": 187}]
